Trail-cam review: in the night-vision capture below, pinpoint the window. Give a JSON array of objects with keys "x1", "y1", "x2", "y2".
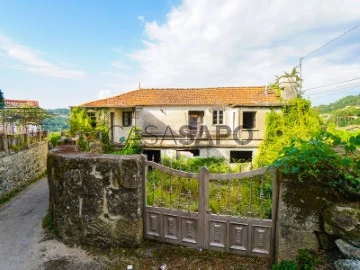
[
  {"x1": 143, "y1": 150, "x2": 161, "y2": 163},
  {"x1": 88, "y1": 112, "x2": 96, "y2": 128},
  {"x1": 176, "y1": 149, "x2": 200, "y2": 158},
  {"x1": 230, "y1": 151, "x2": 253, "y2": 163},
  {"x1": 122, "y1": 111, "x2": 132, "y2": 127},
  {"x1": 213, "y1": 110, "x2": 224, "y2": 125},
  {"x1": 243, "y1": 112, "x2": 256, "y2": 129},
  {"x1": 188, "y1": 111, "x2": 204, "y2": 134}
]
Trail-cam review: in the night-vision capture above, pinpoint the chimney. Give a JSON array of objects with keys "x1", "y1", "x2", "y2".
[
  {"x1": 265, "y1": 85, "x2": 268, "y2": 95},
  {"x1": 278, "y1": 75, "x2": 298, "y2": 101}
]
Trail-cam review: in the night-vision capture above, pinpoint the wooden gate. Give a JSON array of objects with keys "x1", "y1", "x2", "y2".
[{"x1": 143, "y1": 159, "x2": 279, "y2": 257}]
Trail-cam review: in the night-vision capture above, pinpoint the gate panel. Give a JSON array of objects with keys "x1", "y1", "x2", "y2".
[
  {"x1": 144, "y1": 160, "x2": 279, "y2": 258},
  {"x1": 145, "y1": 206, "x2": 200, "y2": 247}
]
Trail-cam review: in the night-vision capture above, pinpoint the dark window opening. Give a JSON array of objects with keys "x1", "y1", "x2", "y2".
[
  {"x1": 143, "y1": 150, "x2": 161, "y2": 163},
  {"x1": 88, "y1": 112, "x2": 96, "y2": 128},
  {"x1": 189, "y1": 111, "x2": 204, "y2": 134},
  {"x1": 230, "y1": 151, "x2": 253, "y2": 163},
  {"x1": 122, "y1": 111, "x2": 132, "y2": 127},
  {"x1": 213, "y1": 110, "x2": 224, "y2": 125},
  {"x1": 243, "y1": 112, "x2": 256, "y2": 129},
  {"x1": 190, "y1": 149, "x2": 200, "y2": 156},
  {"x1": 110, "y1": 112, "x2": 115, "y2": 142},
  {"x1": 176, "y1": 149, "x2": 200, "y2": 158}
]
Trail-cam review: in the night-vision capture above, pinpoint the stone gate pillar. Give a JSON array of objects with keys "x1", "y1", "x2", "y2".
[
  {"x1": 275, "y1": 177, "x2": 338, "y2": 261},
  {"x1": 47, "y1": 148, "x2": 145, "y2": 248}
]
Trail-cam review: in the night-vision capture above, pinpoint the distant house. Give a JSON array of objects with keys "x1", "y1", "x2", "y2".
[
  {"x1": 4, "y1": 99, "x2": 39, "y2": 108},
  {"x1": 1, "y1": 99, "x2": 40, "y2": 134},
  {"x1": 78, "y1": 84, "x2": 295, "y2": 162}
]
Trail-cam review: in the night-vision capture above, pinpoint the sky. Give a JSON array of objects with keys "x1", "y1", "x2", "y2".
[{"x1": 0, "y1": 0, "x2": 359, "y2": 109}]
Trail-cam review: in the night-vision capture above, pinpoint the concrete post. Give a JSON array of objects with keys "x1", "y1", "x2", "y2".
[{"x1": 0, "y1": 135, "x2": 8, "y2": 151}]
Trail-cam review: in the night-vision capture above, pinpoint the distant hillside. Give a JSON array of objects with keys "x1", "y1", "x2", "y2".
[
  {"x1": 316, "y1": 94, "x2": 360, "y2": 114},
  {"x1": 42, "y1": 108, "x2": 70, "y2": 132},
  {"x1": 316, "y1": 94, "x2": 360, "y2": 128}
]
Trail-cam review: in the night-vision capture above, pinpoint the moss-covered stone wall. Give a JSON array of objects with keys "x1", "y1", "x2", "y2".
[
  {"x1": 47, "y1": 147, "x2": 144, "y2": 248},
  {"x1": 276, "y1": 178, "x2": 339, "y2": 261},
  {"x1": 0, "y1": 142, "x2": 47, "y2": 195}
]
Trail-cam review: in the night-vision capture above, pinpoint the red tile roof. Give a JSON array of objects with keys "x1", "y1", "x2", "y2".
[
  {"x1": 4, "y1": 99, "x2": 39, "y2": 107},
  {"x1": 79, "y1": 87, "x2": 282, "y2": 108}
]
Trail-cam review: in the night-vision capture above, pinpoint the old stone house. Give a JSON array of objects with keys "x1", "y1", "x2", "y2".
[{"x1": 78, "y1": 83, "x2": 297, "y2": 162}]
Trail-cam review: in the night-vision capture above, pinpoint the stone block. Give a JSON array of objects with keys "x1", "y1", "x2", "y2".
[
  {"x1": 334, "y1": 259, "x2": 360, "y2": 270},
  {"x1": 324, "y1": 202, "x2": 360, "y2": 247},
  {"x1": 336, "y1": 239, "x2": 360, "y2": 260}
]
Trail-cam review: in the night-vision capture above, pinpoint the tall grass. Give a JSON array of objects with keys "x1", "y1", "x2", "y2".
[{"x1": 146, "y1": 157, "x2": 273, "y2": 219}]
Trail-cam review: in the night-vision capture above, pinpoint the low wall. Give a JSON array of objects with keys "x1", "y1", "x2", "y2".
[
  {"x1": 0, "y1": 142, "x2": 48, "y2": 195},
  {"x1": 47, "y1": 147, "x2": 144, "y2": 248}
]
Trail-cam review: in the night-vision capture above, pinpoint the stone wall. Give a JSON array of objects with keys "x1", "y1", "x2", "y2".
[
  {"x1": 47, "y1": 147, "x2": 144, "y2": 248},
  {"x1": 0, "y1": 142, "x2": 48, "y2": 195},
  {"x1": 275, "y1": 177, "x2": 340, "y2": 261}
]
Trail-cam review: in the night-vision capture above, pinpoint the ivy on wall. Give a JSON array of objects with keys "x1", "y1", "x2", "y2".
[{"x1": 254, "y1": 98, "x2": 322, "y2": 167}]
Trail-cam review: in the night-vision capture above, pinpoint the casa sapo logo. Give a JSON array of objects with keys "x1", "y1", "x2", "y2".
[{"x1": 110, "y1": 124, "x2": 254, "y2": 146}]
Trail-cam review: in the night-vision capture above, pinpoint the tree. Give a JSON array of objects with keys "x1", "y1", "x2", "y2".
[{"x1": 0, "y1": 89, "x2": 4, "y2": 109}]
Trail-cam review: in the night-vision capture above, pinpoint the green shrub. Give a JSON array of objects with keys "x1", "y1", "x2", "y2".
[
  {"x1": 272, "y1": 260, "x2": 297, "y2": 270},
  {"x1": 42, "y1": 212, "x2": 58, "y2": 236},
  {"x1": 112, "y1": 127, "x2": 143, "y2": 155},
  {"x1": 48, "y1": 132, "x2": 61, "y2": 147},
  {"x1": 296, "y1": 248, "x2": 320, "y2": 270},
  {"x1": 78, "y1": 133, "x2": 90, "y2": 152},
  {"x1": 272, "y1": 132, "x2": 360, "y2": 193}
]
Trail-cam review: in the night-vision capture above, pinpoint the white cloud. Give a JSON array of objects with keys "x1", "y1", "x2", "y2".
[
  {"x1": 126, "y1": 0, "x2": 360, "y2": 104},
  {"x1": 138, "y1": 16, "x2": 145, "y2": 22},
  {"x1": 111, "y1": 61, "x2": 130, "y2": 70},
  {"x1": 0, "y1": 34, "x2": 86, "y2": 79},
  {"x1": 98, "y1": 89, "x2": 112, "y2": 99}
]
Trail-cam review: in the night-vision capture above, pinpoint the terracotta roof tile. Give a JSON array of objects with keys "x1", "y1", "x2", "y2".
[
  {"x1": 79, "y1": 87, "x2": 281, "y2": 107},
  {"x1": 4, "y1": 99, "x2": 39, "y2": 107}
]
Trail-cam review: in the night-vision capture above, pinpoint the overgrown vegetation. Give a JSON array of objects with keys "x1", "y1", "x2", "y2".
[
  {"x1": 272, "y1": 260, "x2": 298, "y2": 270},
  {"x1": 272, "y1": 131, "x2": 360, "y2": 193},
  {"x1": 254, "y1": 98, "x2": 322, "y2": 167},
  {"x1": 69, "y1": 107, "x2": 112, "y2": 153},
  {"x1": 48, "y1": 132, "x2": 62, "y2": 147},
  {"x1": 147, "y1": 156, "x2": 273, "y2": 218},
  {"x1": 272, "y1": 248, "x2": 320, "y2": 270},
  {"x1": 69, "y1": 107, "x2": 94, "y2": 135},
  {"x1": 296, "y1": 248, "x2": 321, "y2": 270},
  {"x1": 111, "y1": 127, "x2": 143, "y2": 155}
]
